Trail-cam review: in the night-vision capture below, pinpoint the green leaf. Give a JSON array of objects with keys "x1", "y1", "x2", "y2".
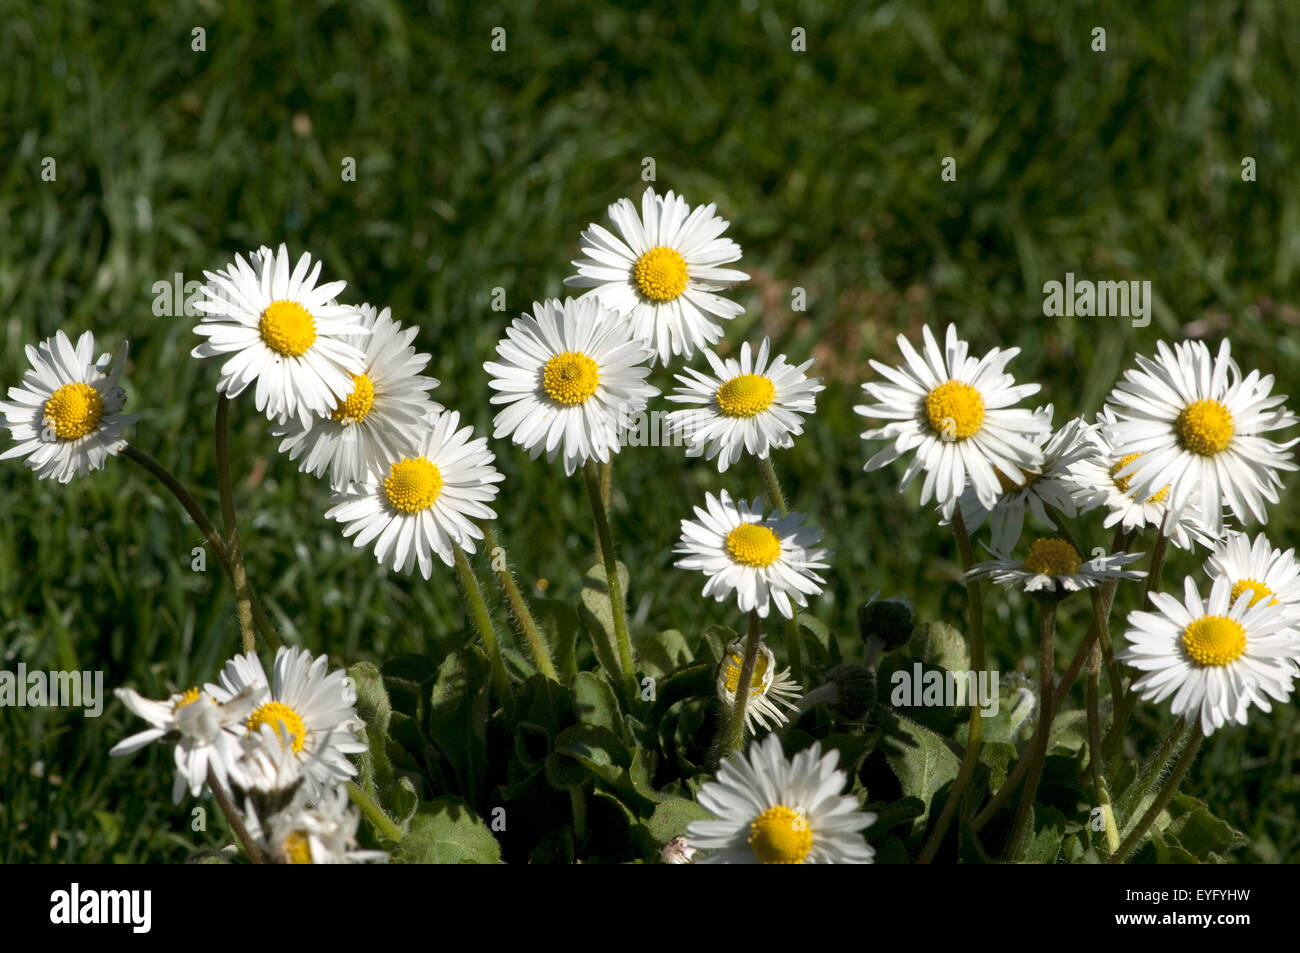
[
  {"x1": 638, "y1": 796, "x2": 711, "y2": 847},
  {"x1": 1164, "y1": 793, "x2": 1247, "y2": 861},
  {"x1": 796, "y1": 614, "x2": 833, "y2": 661},
  {"x1": 908, "y1": 620, "x2": 969, "y2": 672},
  {"x1": 1047, "y1": 709, "x2": 1091, "y2": 756},
  {"x1": 882, "y1": 713, "x2": 961, "y2": 832},
  {"x1": 1020, "y1": 805, "x2": 1070, "y2": 864},
  {"x1": 394, "y1": 798, "x2": 503, "y2": 864},
  {"x1": 697, "y1": 625, "x2": 737, "y2": 669},
  {"x1": 639, "y1": 628, "x2": 694, "y2": 680},
  {"x1": 554, "y1": 723, "x2": 631, "y2": 785},
  {"x1": 572, "y1": 670, "x2": 624, "y2": 737},
  {"x1": 347, "y1": 661, "x2": 395, "y2": 799},
  {"x1": 532, "y1": 598, "x2": 580, "y2": 681},
  {"x1": 428, "y1": 647, "x2": 491, "y2": 803},
  {"x1": 579, "y1": 561, "x2": 630, "y2": 681}
]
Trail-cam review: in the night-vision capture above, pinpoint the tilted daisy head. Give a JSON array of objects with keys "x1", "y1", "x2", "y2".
[
  {"x1": 1104, "y1": 339, "x2": 1298, "y2": 536},
  {"x1": 271, "y1": 303, "x2": 443, "y2": 489},
  {"x1": 968, "y1": 536, "x2": 1145, "y2": 599},
  {"x1": 665, "y1": 337, "x2": 824, "y2": 472},
  {"x1": 325, "y1": 409, "x2": 504, "y2": 579},
  {"x1": 483, "y1": 297, "x2": 658, "y2": 475},
  {"x1": 191, "y1": 244, "x2": 371, "y2": 427},
  {"x1": 564, "y1": 187, "x2": 749, "y2": 366},
  {"x1": 206, "y1": 647, "x2": 366, "y2": 799},
  {"x1": 716, "y1": 638, "x2": 803, "y2": 736},
  {"x1": 0, "y1": 330, "x2": 137, "y2": 483},
  {"x1": 686, "y1": 733, "x2": 875, "y2": 864},
  {"x1": 855, "y1": 323, "x2": 1049, "y2": 519},
  {"x1": 674, "y1": 490, "x2": 830, "y2": 619},
  {"x1": 258, "y1": 784, "x2": 388, "y2": 865},
  {"x1": 1204, "y1": 531, "x2": 1300, "y2": 624},
  {"x1": 1120, "y1": 575, "x2": 1300, "y2": 735}
]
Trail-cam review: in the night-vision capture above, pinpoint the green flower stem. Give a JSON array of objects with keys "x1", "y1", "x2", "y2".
[
  {"x1": 452, "y1": 546, "x2": 512, "y2": 710},
  {"x1": 347, "y1": 780, "x2": 404, "y2": 844},
  {"x1": 1085, "y1": 640, "x2": 1120, "y2": 855},
  {"x1": 568, "y1": 783, "x2": 588, "y2": 847},
  {"x1": 1110, "y1": 723, "x2": 1203, "y2": 864},
  {"x1": 918, "y1": 504, "x2": 984, "y2": 863},
  {"x1": 215, "y1": 397, "x2": 257, "y2": 655},
  {"x1": 1103, "y1": 523, "x2": 1171, "y2": 752},
  {"x1": 591, "y1": 461, "x2": 614, "y2": 563},
  {"x1": 1115, "y1": 717, "x2": 1188, "y2": 833},
  {"x1": 756, "y1": 455, "x2": 803, "y2": 685},
  {"x1": 583, "y1": 461, "x2": 639, "y2": 705},
  {"x1": 1003, "y1": 601, "x2": 1058, "y2": 859},
  {"x1": 724, "y1": 610, "x2": 764, "y2": 754},
  {"x1": 208, "y1": 767, "x2": 265, "y2": 863},
  {"x1": 481, "y1": 522, "x2": 558, "y2": 682}
]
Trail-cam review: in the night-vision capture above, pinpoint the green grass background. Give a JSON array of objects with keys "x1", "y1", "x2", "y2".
[{"x1": 2, "y1": 0, "x2": 1298, "y2": 862}]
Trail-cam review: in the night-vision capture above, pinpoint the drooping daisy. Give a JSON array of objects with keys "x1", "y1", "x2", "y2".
[
  {"x1": 855, "y1": 324, "x2": 1049, "y2": 519},
  {"x1": 673, "y1": 490, "x2": 830, "y2": 619},
  {"x1": 564, "y1": 187, "x2": 748, "y2": 365},
  {"x1": 325, "y1": 410, "x2": 503, "y2": 579},
  {"x1": 967, "y1": 537, "x2": 1145, "y2": 597},
  {"x1": 1066, "y1": 407, "x2": 1219, "y2": 551},
  {"x1": 191, "y1": 244, "x2": 370, "y2": 427},
  {"x1": 664, "y1": 338, "x2": 824, "y2": 472},
  {"x1": 717, "y1": 638, "x2": 803, "y2": 736},
  {"x1": 271, "y1": 304, "x2": 442, "y2": 489},
  {"x1": 1204, "y1": 532, "x2": 1300, "y2": 624},
  {"x1": 258, "y1": 784, "x2": 388, "y2": 865},
  {"x1": 1120, "y1": 575, "x2": 1300, "y2": 735},
  {"x1": 948, "y1": 409, "x2": 1097, "y2": 554},
  {"x1": 686, "y1": 733, "x2": 875, "y2": 864},
  {"x1": 483, "y1": 297, "x2": 658, "y2": 475},
  {"x1": 0, "y1": 330, "x2": 136, "y2": 483},
  {"x1": 206, "y1": 647, "x2": 366, "y2": 799},
  {"x1": 109, "y1": 685, "x2": 255, "y2": 803},
  {"x1": 1105, "y1": 339, "x2": 1298, "y2": 536}
]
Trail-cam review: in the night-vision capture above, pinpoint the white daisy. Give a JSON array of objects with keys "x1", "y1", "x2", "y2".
[
  {"x1": 1204, "y1": 532, "x2": 1300, "y2": 624},
  {"x1": 664, "y1": 338, "x2": 823, "y2": 472},
  {"x1": 109, "y1": 685, "x2": 254, "y2": 803},
  {"x1": 686, "y1": 733, "x2": 875, "y2": 864},
  {"x1": 260, "y1": 784, "x2": 388, "y2": 865},
  {"x1": 191, "y1": 244, "x2": 370, "y2": 427},
  {"x1": 271, "y1": 304, "x2": 442, "y2": 489},
  {"x1": 717, "y1": 638, "x2": 803, "y2": 735},
  {"x1": 230, "y1": 723, "x2": 309, "y2": 795},
  {"x1": 564, "y1": 187, "x2": 748, "y2": 365},
  {"x1": 1120, "y1": 575, "x2": 1300, "y2": 735},
  {"x1": 206, "y1": 647, "x2": 367, "y2": 799},
  {"x1": 673, "y1": 490, "x2": 830, "y2": 620},
  {"x1": 483, "y1": 297, "x2": 658, "y2": 475},
  {"x1": 0, "y1": 330, "x2": 136, "y2": 483},
  {"x1": 948, "y1": 409, "x2": 1096, "y2": 554},
  {"x1": 1067, "y1": 407, "x2": 1219, "y2": 551},
  {"x1": 325, "y1": 410, "x2": 503, "y2": 579},
  {"x1": 967, "y1": 537, "x2": 1146, "y2": 596},
  {"x1": 1104, "y1": 339, "x2": 1298, "y2": 536},
  {"x1": 855, "y1": 323, "x2": 1049, "y2": 520}
]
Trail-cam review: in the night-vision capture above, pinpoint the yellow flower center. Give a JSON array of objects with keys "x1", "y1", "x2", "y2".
[
  {"x1": 632, "y1": 245, "x2": 689, "y2": 302},
  {"x1": 259, "y1": 300, "x2": 317, "y2": 357},
  {"x1": 924, "y1": 380, "x2": 985, "y2": 440},
  {"x1": 715, "y1": 374, "x2": 776, "y2": 418},
  {"x1": 330, "y1": 373, "x2": 375, "y2": 423},
  {"x1": 725, "y1": 523, "x2": 782, "y2": 568},
  {"x1": 1111, "y1": 452, "x2": 1169, "y2": 504},
  {"x1": 173, "y1": 687, "x2": 203, "y2": 710},
  {"x1": 282, "y1": 831, "x2": 313, "y2": 864},
  {"x1": 749, "y1": 805, "x2": 814, "y2": 864},
  {"x1": 1230, "y1": 578, "x2": 1277, "y2": 609},
  {"x1": 1181, "y1": 615, "x2": 1247, "y2": 667},
  {"x1": 721, "y1": 649, "x2": 771, "y2": 696},
  {"x1": 43, "y1": 382, "x2": 105, "y2": 440},
  {"x1": 246, "y1": 701, "x2": 307, "y2": 754},
  {"x1": 542, "y1": 351, "x2": 600, "y2": 406},
  {"x1": 1175, "y1": 399, "x2": 1234, "y2": 456},
  {"x1": 384, "y1": 457, "x2": 443, "y2": 514},
  {"x1": 1024, "y1": 537, "x2": 1081, "y2": 576}
]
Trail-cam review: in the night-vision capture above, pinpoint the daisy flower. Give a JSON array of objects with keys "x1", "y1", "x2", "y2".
[
  {"x1": 1204, "y1": 532, "x2": 1300, "y2": 624},
  {"x1": 0, "y1": 330, "x2": 136, "y2": 483},
  {"x1": 191, "y1": 244, "x2": 370, "y2": 427},
  {"x1": 1104, "y1": 339, "x2": 1298, "y2": 536},
  {"x1": 717, "y1": 637, "x2": 803, "y2": 736},
  {"x1": 325, "y1": 410, "x2": 504, "y2": 579},
  {"x1": 686, "y1": 733, "x2": 875, "y2": 864},
  {"x1": 967, "y1": 536, "x2": 1145, "y2": 597},
  {"x1": 948, "y1": 409, "x2": 1097, "y2": 554},
  {"x1": 1120, "y1": 575, "x2": 1300, "y2": 735},
  {"x1": 259, "y1": 784, "x2": 388, "y2": 865},
  {"x1": 564, "y1": 187, "x2": 748, "y2": 365},
  {"x1": 206, "y1": 647, "x2": 366, "y2": 799},
  {"x1": 271, "y1": 304, "x2": 443, "y2": 489},
  {"x1": 664, "y1": 338, "x2": 824, "y2": 472},
  {"x1": 855, "y1": 323, "x2": 1049, "y2": 520},
  {"x1": 483, "y1": 297, "x2": 658, "y2": 475},
  {"x1": 673, "y1": 490, "x2": 830, "y2": 619},
  {"x1": 109, "y1": 685, "x2": 255, "y2": 803},
  {"x1": 1067, "y1": 407, "x2": 1218, "y2": 551}
]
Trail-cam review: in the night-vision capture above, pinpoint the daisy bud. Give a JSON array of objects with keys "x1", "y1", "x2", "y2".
[
  {"x1": 825, "y1": 665, "x2": 877, "y2": 721},
  {"x1": 858, "y1": 597, "x2": 915, "y2": 657},
  {"x1": 660, "y1": 835, "x2": 697, "y2": 864}
]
